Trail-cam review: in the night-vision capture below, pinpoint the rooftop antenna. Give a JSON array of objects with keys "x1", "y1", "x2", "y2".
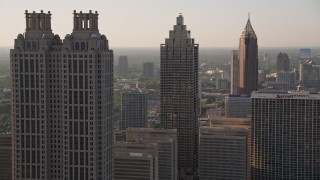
[{"x1": 248, "y1": 12, "x2": 250, "y2": 20}]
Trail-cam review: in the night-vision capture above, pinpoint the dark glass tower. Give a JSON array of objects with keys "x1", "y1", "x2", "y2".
[
  {"x1": 160, "y1": 14, "x2": 199, "y2": 179},
  {"x1": 238, "y1": 17, "x2": 258, "y2": 95}
]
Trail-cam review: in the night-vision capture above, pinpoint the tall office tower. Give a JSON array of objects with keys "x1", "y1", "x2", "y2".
[
  {"x1": 299, "y1": 60, "x2": 319, "y2": 91},
  {"x1": 126, "y1": 128, "x2": 178, "y2": 180},
  {"x1": 238, "y1": 17, "x2": 258, "y2": 95},
  {"x1": 11, "y1": 10, "x2": 113, "y2": 179},
  {"x1": 160, "y1": 14, "x2": 199, "y2": 179},
  {"x1": 276, "y1": 71, "x2": 295, "y2": 90},
  {"x1": 120, "y1": 89, "x2": 147, "y2": 130},
  {"x1": 113, "y1": 142, "x2": 159, "y2": 180},
  {"x1": 119, "y1": 56, "x2": 128, "y2": 76},
  {"x1": 231, "y1": 50, "x2": 239, "y2": 94},
  {"x1": 0, "y1": 134, "x2": 11, "y2": 180},
  {"x1": 277, "y1": 52, "x2": 290, "y2": 72},
  {"x1": 143, "y1": 62, "x2": 154, "y2": 78},
  {"x1": 199, "y1": 124, "x2": 251, "y2": 180},
  {"x1": 225, "y1": 94, "x2": 251, "y2": 118},
  {"x1": 299, "y1": 48, "x2": 311, "y2": 60},
  {"x1": 251, "y1": 92, "x2": 320, "y2": 179}
]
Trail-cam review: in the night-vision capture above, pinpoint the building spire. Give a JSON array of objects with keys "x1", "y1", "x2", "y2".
[
  {"x1": 177, "y1": 13, "x2": 184, "y2": 25},
  {"x1": 242, "y1": 14, "x2": 257, "y2": 39}
]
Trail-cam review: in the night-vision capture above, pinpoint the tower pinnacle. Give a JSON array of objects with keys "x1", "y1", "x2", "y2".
[{"x1": 177, "y1": 13, "x2": 184, "y2": 25}]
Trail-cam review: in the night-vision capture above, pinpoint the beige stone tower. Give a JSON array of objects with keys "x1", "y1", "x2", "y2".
[{"x1": 11, "y1": 10, "x2": 113, "y2": 180}]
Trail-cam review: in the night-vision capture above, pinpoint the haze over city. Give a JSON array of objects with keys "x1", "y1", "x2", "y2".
[{"x1": 0, "y1": 0, "x2": 319, "y2": 47}]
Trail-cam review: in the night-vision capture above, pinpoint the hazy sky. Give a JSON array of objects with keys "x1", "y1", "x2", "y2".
[{"x1": 0, "y1": 0, "x2": 319, "y2": 47}]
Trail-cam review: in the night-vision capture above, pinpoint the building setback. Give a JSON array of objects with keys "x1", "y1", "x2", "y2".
[
  {"x1": 238, "y1": 17, "x2": 258, "y2": 95},
  {"x1": 0, "y1": 134, "x2": 11, "y2": 180},
  {"x1": 120, "y1": 89, "x2": 147, "y2": 130},
  {"x1": 160, "y1": 14, "x2": 199, "y2": 179},
  {"x1": 126, "y1": 128, "x2": 178, "y2": 180},
  {"x1": 11, "y1": 10, "x2": 113, "y2": 179},
  {"x1": 251, "y1": 91, "x2": 320, "y2": 179}
]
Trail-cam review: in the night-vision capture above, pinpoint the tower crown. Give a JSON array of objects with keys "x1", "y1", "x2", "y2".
[
  {"x1": 241, "y1": 18, "x2": 257, "y2": 39},
  {"x1": 73, "y1": 10, "x2": 99, "y2": 32},
  {"x1": 25, "y1": 10, "x2": 52, "y2": 31},
  {"x1": 176, "y1": 13, "x2": 184, "y2": 25}
]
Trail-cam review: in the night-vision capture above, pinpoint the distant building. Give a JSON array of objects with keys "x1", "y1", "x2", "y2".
[
  {"x1": 299, "y1": 48, "x2": 311, "y2": 60},
  {"x1": 299, "y1": 60, "x2": 319, "y2": 90},
  {"x1": 199, "y1": 120, "x2": 251, "y2": 180},
  {"x1": 119, "y1": 56, "x2": 128, "y2": 76},
  {"x1": 216, "y1": 78, "x2": 229, "y2": 90},
  {"x1": 276, "y1": 71, "x2": 295, "y2": 90},
  {"x1": 225, "y1": 95, "x2": 251, "y2": 118},
  {"x1": 231, "y1": 50, "x2": 239, "y2": 94},
  {"x1": 251, "y1": 91, "x2": 320, "y2": 179},
  {"x1": 238, "y1": 17, "x2": 258, "y2": 95},
  {"x1": 113, "y1": 142, "x2": 159, "y2": 180},
  {"x1": 126, "y1": 128, "x2": 178, "y2": 180},
  {"x1": 277, "y1": 52, "x2": 290, "y2": 72},
  {"x1": 264, "y1": 81, "x2": 288, "y2": 91},
  {"x1": 0, "y1": 134, "x2": 11, "y2": 180},
  {"x1": 120, "y1": 89, "x2": 147, "y2": 130},
  {"x1": 143, "y1": 62, "x2": 154, "y2": 78},
  {"x1": 160, "y1": 14, "x2": 199, "y2": 178}
]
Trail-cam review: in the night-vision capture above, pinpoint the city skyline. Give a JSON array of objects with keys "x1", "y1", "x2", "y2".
[{"x1": 0, "y1": 0, "x2": 319, "y2": 48}]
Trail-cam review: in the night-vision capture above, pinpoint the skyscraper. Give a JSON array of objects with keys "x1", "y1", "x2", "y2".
[
  {"x1": 238, "y1": 17, "x2": 258, "y2": 95},
  {"x1": 231, "y1": 50, "x2": 239, "y2": 94},
  {"x1": 160, "y1": 14, "x2": 199, "y2": 179},
  {"x1": 119, "y1": 56, "x2": 128, "y2": 76},
  {"x1": 299, "y1": 60, "x2": 319, "y2": 91},
  {"x1": 11, "y1": 10, "x2": 113, "y2": 179},
  {"x1": 251, "y1": 91, "x2": 320, "y2": 179},
  {"x1": 277, "y1": 52, "x2": 290, "y2": 72},
  {"x1": 0, "y1": 134, "x2": 11, "y2": 180},
  {"x1": 143, "y1": 62, "x2": 155, "y2": 78},
  {"x1": 120, "y1": 89, "x2": 147, "y2": 130}
]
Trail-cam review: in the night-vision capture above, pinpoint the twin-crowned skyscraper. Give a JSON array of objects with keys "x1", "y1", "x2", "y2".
[
  {"x1": 160, "y1": 14, "x2": 199, "y2": 179},
  {"x1": 11, "y1": 10, "x2": 113, "y2": 179}
]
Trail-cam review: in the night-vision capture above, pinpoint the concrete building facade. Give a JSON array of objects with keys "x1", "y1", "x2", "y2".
[
  {"x1": 160, "y1": 14, "x2": 199, "y2": 179},
  {"x1": 120, "y1": 89, "x2": 147, "y2": 130},
  {"x1": 10, "y1": 10, "x2": 113, "y2": 180},
  {"x1": 126, "y1": 128, "x2": 178, "y2": 180},
  {"x1": 238, "y1": 17, "x2": 258, "y2": 95},
  {"x1": 199, "y1": 125, "x2": 250, "y2": 180},
  {"x1": 113, "y1": 142, "x2": 159, "y2": 180},
  {"x1": 251, "y1": 91, "x2": 320, "y2": 179}
]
